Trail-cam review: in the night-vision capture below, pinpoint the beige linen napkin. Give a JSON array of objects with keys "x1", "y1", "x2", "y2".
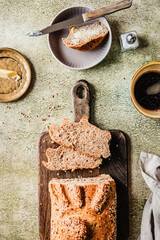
[{"x1": 138, "y1": 151, "x2": 160, "y2": 240}]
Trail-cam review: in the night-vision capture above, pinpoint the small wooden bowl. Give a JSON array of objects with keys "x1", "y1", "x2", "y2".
[
  {"x1": 130, "y1": 61, "x2": 160, "y2": 118},
  {"x1": 0, "y1": 48, "x2": 31, "y2": 102}
]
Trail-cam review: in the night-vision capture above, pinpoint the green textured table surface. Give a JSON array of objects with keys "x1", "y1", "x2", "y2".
[{"x1": 0, "y1": 0, "x2": 159, "y2": 239}]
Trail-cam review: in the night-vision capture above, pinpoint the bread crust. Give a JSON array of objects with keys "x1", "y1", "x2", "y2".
[
  {"x1": 42, "y1": 146, "x2": 102, "y2": 171},
  {"x1": 62, "y1": 22, "x2": 109, "y2": 51},
  {"x1": 49, "y1": 116, "x2": 111, "y2": 159},
  {"x1": 49, "y1": 174, "x2": 117, "y2": 240},
  {"x1": 63, "y1": 34, "x2": 107, "y2": 52}
]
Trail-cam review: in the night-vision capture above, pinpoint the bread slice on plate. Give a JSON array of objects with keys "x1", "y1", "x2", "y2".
[
  {"x1": 43, "y1": 146, "x2": 102, "y2": 171},
  {"x1": 49, "y1": 174, "x2": 117, "y2": 240},
  {"x1": 49, "y1": 116, "x2": 111, "y2": 159},
  {"x1": 62, "y1": 21, "x2": 109, "y2": 51}
]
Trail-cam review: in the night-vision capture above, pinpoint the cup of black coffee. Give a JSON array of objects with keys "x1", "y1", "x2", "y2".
[{"x1": 130, "y1": 62, "x2": 160, "y2": 118}]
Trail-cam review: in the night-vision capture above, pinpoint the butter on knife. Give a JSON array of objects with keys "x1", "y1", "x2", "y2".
[{"x1": 0, "y1": 69, "x2": 20, "y2": 79}]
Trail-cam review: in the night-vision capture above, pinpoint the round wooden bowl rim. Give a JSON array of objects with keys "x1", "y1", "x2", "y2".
[{"x1": 0, "y1": 47, "x2": 31, "y2": 102}]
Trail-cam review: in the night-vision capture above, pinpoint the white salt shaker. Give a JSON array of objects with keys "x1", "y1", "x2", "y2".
[{"x1": 120, "y1": 31, "x2": 139, "y2": 51}]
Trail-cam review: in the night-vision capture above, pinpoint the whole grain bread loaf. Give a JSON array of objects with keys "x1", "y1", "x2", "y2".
[
  {"x1": 49, "y1": 174, "x2": 117, "y2": 240},
  {"x1": 49, "y1": 116, "x2": 111, "y2": 159},
  {"x1": 62, "y1": 21, "x2": 109, "y2": 51},
  {"x1": 43, "y1": 146, "x2": 102, "y2": 171}
]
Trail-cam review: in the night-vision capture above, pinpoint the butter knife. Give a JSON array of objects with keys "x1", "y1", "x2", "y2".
[{"x1": 27, "y1": 0, "x2": 132, "y2": 37}]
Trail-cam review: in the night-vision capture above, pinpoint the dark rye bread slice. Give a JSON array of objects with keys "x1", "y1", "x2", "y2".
[
  {"x1": 62, "y1": 21, "x2": 109, "y2": 51},
  {"x1": 49, "y1": 116, "x2": 111, "y2": 159},
  {"x1": 42, "y1": 146, "x2": 102, "y2": 171}
]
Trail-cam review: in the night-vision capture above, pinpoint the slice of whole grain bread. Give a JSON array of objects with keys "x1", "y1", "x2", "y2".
[
  {"x1": 49, "y1": 116, "x2": 111, "y2": 159},
  {"x1": 62, "y1": 21, "x2": 108, "y2": 51},
  {"x1": 43, "y1": 146, "x2": 102, "y2": 171}
]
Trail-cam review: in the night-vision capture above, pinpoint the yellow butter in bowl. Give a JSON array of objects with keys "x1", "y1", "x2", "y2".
[{"x1": 0, "y1": 69, "x2": 20, "y2": 79}]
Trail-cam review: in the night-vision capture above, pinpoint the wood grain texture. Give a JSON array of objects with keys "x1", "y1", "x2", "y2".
[
  {"x1": 38, "y1": 130, "x2": 128, "y2": 240},
  {"x1": 82, "y1": 0, "x2": 132, "y2": 22},
  {"x1": 72, "y1": 80, "x2": 90, "y2": 122},
  {"x1": 39, "y1": 80, "x2": 128, "y2": 240}
]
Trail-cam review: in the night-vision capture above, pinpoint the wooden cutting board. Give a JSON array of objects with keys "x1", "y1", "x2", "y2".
[{"x1": 38, "y1": 80, "x2": 129, "y2": 240}]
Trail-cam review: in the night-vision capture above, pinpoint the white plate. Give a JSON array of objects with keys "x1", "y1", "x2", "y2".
[{"x1": 48, "y1": 6, "x2": 112, "y2": 70}]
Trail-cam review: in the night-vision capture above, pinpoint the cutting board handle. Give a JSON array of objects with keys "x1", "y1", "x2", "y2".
[{"x1": 72, "y1": 80, "x2": 90, "y2": 122}]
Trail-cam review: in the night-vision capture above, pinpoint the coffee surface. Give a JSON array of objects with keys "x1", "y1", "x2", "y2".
[{"x1": 134, "y1": 71, "x2": 160, "y2": 110}]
